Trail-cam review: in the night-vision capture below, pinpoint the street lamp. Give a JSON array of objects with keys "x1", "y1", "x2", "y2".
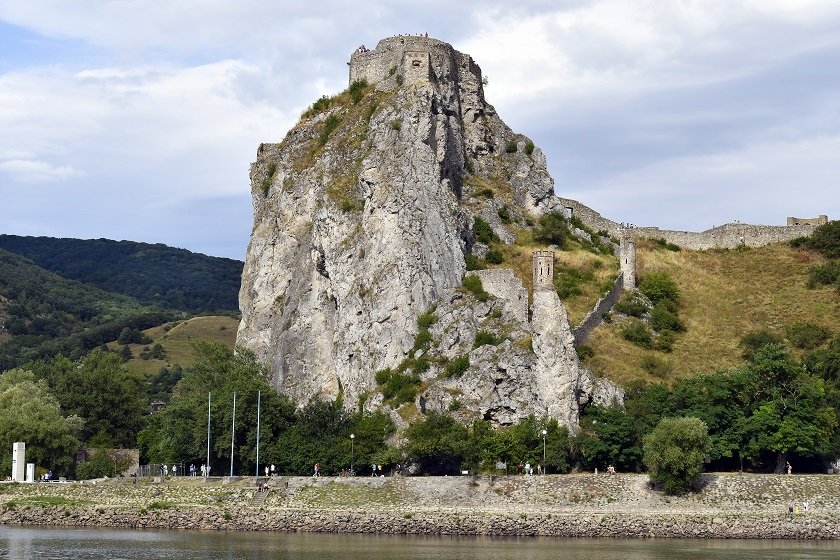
[
  {"x1": 541, "y1": 429, "x2": 547, "y2": 474},
  {"x1": 350, "y1": 433, "x2": 355, "y2": 476}
]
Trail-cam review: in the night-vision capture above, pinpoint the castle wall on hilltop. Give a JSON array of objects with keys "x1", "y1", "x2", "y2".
[
  {"x1": 349, "y1": 36, "x2": 478, "y2": 88},
  {"x1": 557, "y1": 197, "x2": 822, "y2": 250}
]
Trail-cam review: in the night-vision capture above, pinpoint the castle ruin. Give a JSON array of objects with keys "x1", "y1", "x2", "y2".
[
  {"x1": 348, "y1": 35, "x2": 482, "y2": 90},
  {"x1": 787, "y1": 215, "x2": 828, "y2": 226}
]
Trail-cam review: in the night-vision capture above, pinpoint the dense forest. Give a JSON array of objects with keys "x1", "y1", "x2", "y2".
[
  {"x1": 0, "y1": 235, "x2": 243, "y2": 313},
  {"x1": 0, "y1": 248, "x2": 177, "y2": 369}
]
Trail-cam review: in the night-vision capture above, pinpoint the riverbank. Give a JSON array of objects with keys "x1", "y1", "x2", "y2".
[{"x1": 2, "y1": 473, "x2": 839, "y2": 538}]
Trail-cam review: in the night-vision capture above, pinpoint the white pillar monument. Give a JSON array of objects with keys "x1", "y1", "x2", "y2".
[{"x1": 11, "y1": 442, "x2": 25, "y2": 482}]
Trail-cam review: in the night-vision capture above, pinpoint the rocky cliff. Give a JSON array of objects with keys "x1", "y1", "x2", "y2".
[{"x1": 237, "y1": 36, "x2": 620, "y2": 430}]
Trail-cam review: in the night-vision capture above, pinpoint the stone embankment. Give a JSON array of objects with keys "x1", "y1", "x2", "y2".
[{"x1": 2, "y1": 473, "x2": 839, "y2": 539}]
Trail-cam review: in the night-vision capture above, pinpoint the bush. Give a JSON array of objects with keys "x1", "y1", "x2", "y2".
[
  {"x1": 577, "y1": 345, "x2": 594, "y2": 360},
  {"x1": 533, "y1": 212, "x2": 568, "y2": 247},
  {"x1": 740, "y1": 330, "x2": 784, "y2": 362},
  {"x1": 444, "y1": 355, "x2": 470, "y2": 378},
  {"x1": 654, "y1": 331, "x2": 676, "y2": 353},
  {"x1": 524, "y1": 140, "x2": 535, "y2": 155},
  {"x1": 417, "y1": 311, "x2": 438, "y2": 330},
  {"x1": 643, "y1": 416, "x2": 711, "y2": 495},
  {"x1": 462, "y1": 275, "x2": 489, "y2": 301},
  {"x1": 622, "y1": 320, "x2": 653, "y2": 349},
  {"x1": 348, "y1": 79, "x2": 368, "y2": 104},
  {"x1": 614, "y1": 295, "x2": 648, "y2": 318},
  {"x1": 497, "y1": 206, "x2": 511, "y2": 224},
  {"x1": 807, "y1": 261, "x2": 840, "y2": 288},
  {"x1": 318, "y1": 114, "x2": 341, "y2": 146},
  {"x1": 376, "y1": 368, "x2": 421, "y2": 406},
  {"x1": 477, "y1": 188, "x2": 494, "y2": 199},
  {"x1": 76, "y1": 450, "x2": 115, "y2": 480},
  {"x1": 639, "y1": 271, "x2": 680, "y2": 307},
  {"x1": 640, "y1": 354, "x2": 673, "y2": 377},
  {"x1": 651, "y1": 237, "x2": 681, "y2": 252},
  {"x1": 799, "y1": 220, "x2": 840, "y2": 258},
  {"x1": 505, "y1": 140, "x2": 518, "y2": 153},
  {"x1": 465, "y1": 254, "x2": 486, "y2": 271},
  {"x1": 302, "y1": 95, "x2": 331, "y2": 118},
  {"x1": 485, "y1": 249, "x2": 504, "y2": 264},
  {"x1": 786, "y1": 322, "x2": 831, "y2": 349},
  {"x1": 650, "y1": 303, "x2": 684, "y2": 333},
  {"x1": 474, "y1": 330, "x2": 502, "y2": 348},
  {"x1": 389, "y1": 119, "x2": 401, "y2": 131},
  {"x1": 473, "y1": 217, "x2": 499, "y2": 244}
]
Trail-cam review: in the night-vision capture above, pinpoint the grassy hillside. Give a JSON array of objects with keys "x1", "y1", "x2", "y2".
[
  {"x1": 0, "y1": 235, "x2": 243, "y2": 313},
  {"x1": 0, "y1": 248, "x2": 174, "y2": 369},
  {"x1": 113, "y1": 315, "x2": 240, "y2": 377},
  {"x1": 584, "y1": 240, "x2": 840, "y2": 386}
]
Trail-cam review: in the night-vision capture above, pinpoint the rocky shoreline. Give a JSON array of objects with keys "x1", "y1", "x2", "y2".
[{"x1": 2, "y1": 473, "x2": 839, "y2": 539}]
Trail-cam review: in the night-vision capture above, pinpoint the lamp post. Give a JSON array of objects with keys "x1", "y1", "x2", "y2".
[
  {"x1": 350, "y1": 434, "x2": 355, "y2": 476},
  {"x1": 541, "y1": 429, "x2": 547, "y2": 474}
]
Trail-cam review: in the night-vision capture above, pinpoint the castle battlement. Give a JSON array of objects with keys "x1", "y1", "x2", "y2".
[{"x1": 348, "y1": 35, "x2": 480, "y2": 89}]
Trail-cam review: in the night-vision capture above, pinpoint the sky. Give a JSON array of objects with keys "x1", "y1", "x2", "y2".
[{"x1": 1, "y1": 1, "x2": 839, "y2": 260}]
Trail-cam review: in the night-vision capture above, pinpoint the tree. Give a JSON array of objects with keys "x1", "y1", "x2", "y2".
[
  {"x1": 36, "y1": 350, "x2": 146, "y2": 447},
  {"x1": 403, "y1": 413, "x2": 468, "y2": 474},
  {"x1": 0, "y1": 369, "x2": 81, "y2": 476},
  {"x1": 741, "y1": 345, "x2": 837, "y2": 472},
  {"x1": 643, "y1": 416, "x2": 710, "y2": 495}
]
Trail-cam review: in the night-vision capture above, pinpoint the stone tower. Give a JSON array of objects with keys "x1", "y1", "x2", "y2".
[
  {"x1": 619, "y1": 234, "x2": 636, "y2": 290},
  {"x1": 532, "y1": 250, "x2": 555, "y2": 291}
]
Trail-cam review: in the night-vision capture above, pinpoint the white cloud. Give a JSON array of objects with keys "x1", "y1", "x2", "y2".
[{"x1": 0, "y1": 158, "x2": 82, "y2": 181}]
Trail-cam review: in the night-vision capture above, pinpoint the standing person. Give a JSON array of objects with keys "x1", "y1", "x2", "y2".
[
  {"x1": 314, "y1": 463, "x2": 320, "y2": 477},
  {"x1": 190, "y1": 464, "x2": 196, "y2": 477},
  {"x1": 265, "y1": 466, "x2": 269, "y2": 478},
  {"x1": 786, "y1": 461, "x2": 792, "y2": 475},
  {"x1": 804, "y1": 500, "x2": 810, "y2": 512}
]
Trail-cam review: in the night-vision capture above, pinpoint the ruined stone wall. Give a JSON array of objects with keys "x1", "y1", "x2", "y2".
[
  {"x1": 631, "y1": 223, "x2": 817, "y2": 250},
  {"x1": 787, "y1": 215, "x2": 828, "y2": 226},
  {"x1": 573, "y1": 274, "x2": 623, "y2": 346},
  {"x1": 556, "y1": 197, "x2": 819, "y2": 250},
  {"x1": 348, "y1": 36, "x2": 481, "y2": 90},
  {"x1": 469, "y1": 269, "x2": 528, "y2": 325}
]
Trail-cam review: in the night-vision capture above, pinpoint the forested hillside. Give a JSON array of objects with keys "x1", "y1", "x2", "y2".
[
  {"x1": 0, "y1": 248, "x2": 176, "y2": 369},
  {"x1": 0, "y1": 235, "x2": 243, "y2": 313}
]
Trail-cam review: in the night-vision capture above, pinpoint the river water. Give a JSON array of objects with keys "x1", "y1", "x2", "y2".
[{"x1": 1, "y1": 526, "x2": 839, "y2": 559}]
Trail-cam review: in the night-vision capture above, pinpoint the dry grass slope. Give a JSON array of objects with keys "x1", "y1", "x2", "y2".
[
  {"x1": 585, "y1": 241, "x2": 840, "y2": 386},
  {"x1": 110, "y1": 315, "x2": 240, "y2": 377}
]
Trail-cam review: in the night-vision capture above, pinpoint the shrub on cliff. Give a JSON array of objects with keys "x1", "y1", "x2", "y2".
[
  {"x1": 473, "y1": 217, "x2": 498, "y2": 245},
  {"x1": 643, "y1": 416, "x2": 711, "y2": 495},
  {"x1": 461, "y1": 275, "x2": 489, "y2": 301},
  {"x1": 533, "y1": 211, "x2": 568, "y2": 247}
]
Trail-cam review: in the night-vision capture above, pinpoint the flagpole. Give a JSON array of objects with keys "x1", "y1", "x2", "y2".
[
  {"x1": 255, "y1": 390, "x2": 261, "y2": 478},
  {"x1": 230, "y1": 391, "x2": 236, "y2": 477},
  {"x1": 206, "y1": 392, "x2": 211, "y2": 479}
]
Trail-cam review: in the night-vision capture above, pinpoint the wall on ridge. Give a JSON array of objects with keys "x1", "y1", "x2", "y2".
[
  {"x1": 573, "y1": 274, "x2": 623, "y2": 346},
  {"x1": 555, "y1": 197, "x2": 820, "y2": 250}
]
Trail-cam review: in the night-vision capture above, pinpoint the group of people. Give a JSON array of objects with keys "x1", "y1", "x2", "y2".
[{"x1": 516, "y1": 462, "x2": 542, "y2": 475}]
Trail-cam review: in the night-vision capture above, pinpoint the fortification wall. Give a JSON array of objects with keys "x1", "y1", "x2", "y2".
[
  {"x1": 631, "y1": 223, "x2": 817, "y2": 250},
  {"x1": 470, "y1": 269, "x2": 528, "y2": 324},
  {"x1": 348, "y1": 36, "x2": 476, "y2": 88},
  {"x1": 573, "y1": 274, "x2": 623, "y2": 346},
  {"x1": 556, "y1": 197, "x2": 820, "y2": 250}
]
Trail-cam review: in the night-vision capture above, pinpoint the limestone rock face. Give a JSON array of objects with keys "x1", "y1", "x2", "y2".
[{"x1": 238, "y1": 36, "x2": 621, "y2": 428}]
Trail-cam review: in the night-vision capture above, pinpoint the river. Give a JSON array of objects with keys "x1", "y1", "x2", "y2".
[{"x1": 1, "y1": 526, "x2": 840, "y2": 559}]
